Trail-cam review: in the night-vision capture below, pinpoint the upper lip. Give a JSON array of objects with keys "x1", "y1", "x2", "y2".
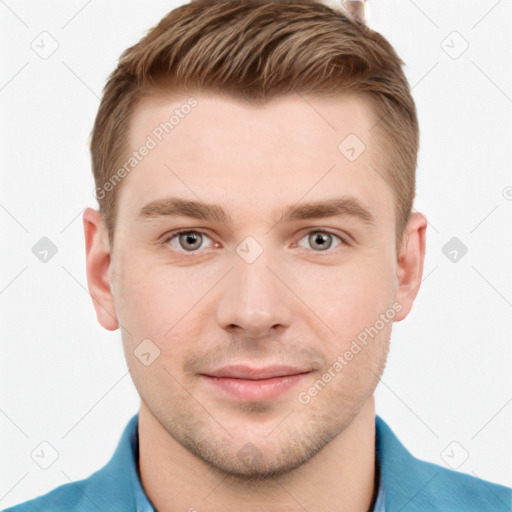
[{"x1": 203, "y1": 364, "x2": 312, "y2": 380}]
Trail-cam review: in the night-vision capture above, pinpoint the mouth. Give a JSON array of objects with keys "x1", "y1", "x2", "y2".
[{"x1": 200, "y1": 364, "x2": 312, "y2": 401}]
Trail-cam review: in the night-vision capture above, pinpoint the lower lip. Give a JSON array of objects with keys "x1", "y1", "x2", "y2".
[{"x1": 202, "y1": 373, "x2": 309, "y2": 401}]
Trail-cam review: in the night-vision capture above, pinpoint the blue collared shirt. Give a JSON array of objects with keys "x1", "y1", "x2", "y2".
[
  {"x1": 6, "y1": 413, "x2": 509, "y2": 512},
  {"x1": 126, "y1": 415, "x2": 386, "y2": 512}
]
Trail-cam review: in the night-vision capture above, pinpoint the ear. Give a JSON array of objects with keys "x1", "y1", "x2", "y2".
[
  {"x1": 394, "y1": 212, "x2": 427, "y2": 322},
  {"x1": 83, "y1": 208, "x2": 119, "y2": 331}
]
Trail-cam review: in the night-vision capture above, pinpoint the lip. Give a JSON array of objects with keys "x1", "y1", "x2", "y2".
[
  {"x1": 201, "y1": 364, "x2": 312, "y2": 401},
  {"x1": 204, "y1": 364, "x2": 311, "y2": 380}
]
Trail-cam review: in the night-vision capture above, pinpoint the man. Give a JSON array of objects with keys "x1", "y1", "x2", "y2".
[{"x1": 5, "y1": 0, "x2": 511, "y2": 511}]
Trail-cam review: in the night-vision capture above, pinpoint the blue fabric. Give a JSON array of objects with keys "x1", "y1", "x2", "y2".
[
  {"x1": 4, "y1": 413, "x2": 510, "y2": 512},
  {"x1": 373, "y1": 475, "x2": 386, "y2": 512}
]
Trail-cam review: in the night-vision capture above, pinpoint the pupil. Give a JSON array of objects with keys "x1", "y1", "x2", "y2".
[
  {"x1": 181, "y1": 232, "x2": 201, "y2": 251},
  {"x1": 310, "y1": 232, "x2": 331, "y2": 250}
]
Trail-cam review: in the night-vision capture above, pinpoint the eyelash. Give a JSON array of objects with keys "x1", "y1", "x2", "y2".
[{"x1": 161, "y1": 229, "x2": 348, "y2": 255}]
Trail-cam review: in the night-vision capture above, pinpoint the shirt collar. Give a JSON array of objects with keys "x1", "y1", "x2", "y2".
[
  {"x1": 125, "y1": 413, "x2": 385, "y2": 512},
  {"x1": 125, "y1": 414, "x2": 156, "y2": 512}
]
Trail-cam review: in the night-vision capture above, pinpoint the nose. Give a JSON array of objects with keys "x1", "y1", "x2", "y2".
[{"x1": 215, "y1": 248, "x2": 293, "y2": 339}]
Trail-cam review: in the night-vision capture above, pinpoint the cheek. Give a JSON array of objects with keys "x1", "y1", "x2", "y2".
[
  {"x1": 112, "y1": 255, "x2": 172, "y2": 346},
  {"x1": 115, "y1": 262, "x2": 162, "y2": 321},
  {"x1": 112, "y1": 241, "x2": 396, "y2": 353},
  {"x1": 295, "y1": 256, "x2": 396, "y2": 341},
  {"x1": 112, "y1": 253, "x2": 219, "y2": 345}
]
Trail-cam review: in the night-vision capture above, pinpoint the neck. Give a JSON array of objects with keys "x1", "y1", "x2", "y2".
[{"x1": 139, "y1": 397, "x2": 377, "y2": 512}]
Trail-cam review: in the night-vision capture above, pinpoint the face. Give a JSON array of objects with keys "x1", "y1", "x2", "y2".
[{"x1": 104, "y1": 91, "x2": 406, "y2": 478}]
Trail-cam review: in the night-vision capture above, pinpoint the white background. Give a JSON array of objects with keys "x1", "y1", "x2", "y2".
[{"x1": 1, "y1": 0, "x2": 511, "y2": 508}]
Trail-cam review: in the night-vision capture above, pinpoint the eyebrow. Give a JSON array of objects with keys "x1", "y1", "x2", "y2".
[{"x1": 137, "y1": 196, "x2": 376, "y2": 226}]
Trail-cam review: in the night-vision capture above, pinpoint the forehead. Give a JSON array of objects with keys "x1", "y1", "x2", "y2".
[
  {"x1": 117, "y1": 90, "x2": 394, "y2": 230},
  {"x1": 130, "y1": 89, "x2": 379, "y2": 156}
]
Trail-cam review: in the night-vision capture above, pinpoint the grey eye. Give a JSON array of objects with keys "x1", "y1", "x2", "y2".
[
  {"x1": 308, "y1": 231, "x2": 333, "y2": 251},
  {"x1": 165, "y1": 230, "x2": 214, "y2": 253},
  {"x1": 178, "y1": 231, "x2": 203, "y2": 251}
]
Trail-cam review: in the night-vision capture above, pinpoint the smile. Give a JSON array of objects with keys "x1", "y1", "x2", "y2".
[{"x1": 201, "y1": 364, "x2": 312, "y2": 401}]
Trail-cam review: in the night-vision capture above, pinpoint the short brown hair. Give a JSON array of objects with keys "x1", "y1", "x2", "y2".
[{"x1": 90, "y1": 0, "x2": 419, "y2": 253}]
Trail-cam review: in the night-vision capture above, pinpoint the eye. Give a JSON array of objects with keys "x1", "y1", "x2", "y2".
[
  {"x1": 164, "y1": 230, "x2": 214, "y2": 252},
  {"x1": 162, "y1": 229, "x2": 345, "y2": 254},
  {"x1": 297, "y1": 230, "x2": 344, "y2": 252}
]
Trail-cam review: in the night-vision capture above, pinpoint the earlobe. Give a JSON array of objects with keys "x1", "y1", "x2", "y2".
[
  {"x1": 394, "y1": 212, "x2": 427, "y2": 322},
  {"x1": 83, "y1": 207, "x2": 119, "y2": 331}
]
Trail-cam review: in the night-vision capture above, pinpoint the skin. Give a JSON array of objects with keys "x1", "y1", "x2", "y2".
[{"x1": 83, "y1": 91, "x2": 427, "y2": 512}]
